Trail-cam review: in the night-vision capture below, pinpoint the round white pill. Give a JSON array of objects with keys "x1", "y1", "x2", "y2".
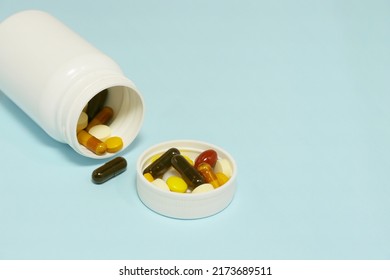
[
  {"x1": 151, "y1": 178, "x2": 170, "y2": 192},
  {"x1": 88, "y1": 124, "x2": 111, "y2": 141},
  {"x1": 214, "y1": 158, "x2": 233, "y2": 178},
  {"x1": 192, "y1": 183, "x2": 214, "y2": 194}
]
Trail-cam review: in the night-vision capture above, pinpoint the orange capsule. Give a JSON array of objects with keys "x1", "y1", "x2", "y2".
[
  {"x1": 197, "y1": 162, "x2": 219, "y2": 188},
  {"x1": 86, "y1": 106, "x2": 114, "y2": 131},
  {"x1": 77, "y1": 130, "x2": 107, "y2": 155}
]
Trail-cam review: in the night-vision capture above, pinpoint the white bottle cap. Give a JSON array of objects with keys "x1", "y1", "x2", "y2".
[{"x1": 136, "y1": 140, "x2": 237, "y2": 219}]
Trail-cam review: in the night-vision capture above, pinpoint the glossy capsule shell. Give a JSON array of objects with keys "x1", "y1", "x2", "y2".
[
  {"x1": 77, "y1": 130, "x2": 107, "y2": 155},
  {"x1": 86, "y1": 106, "x2": 114, "y2": 131},
  {"x1": 197, "y1": 162, "x2": 219, "y2": 188},
  {"x1": 171, "y1": 154, "x2": 205, "y2": 189},
  {"x1": 92, "y1": 156, "x2": 127, "y2": 184},
  {"x1": 143, "y1": 172, "x2": 154, "y2": 182},
  {"x1": 194, "y1": 149, "x2": 218, "y2": 169},
  {"x1": 143, "y1": 148, "x2": 180, "y2": 178}
]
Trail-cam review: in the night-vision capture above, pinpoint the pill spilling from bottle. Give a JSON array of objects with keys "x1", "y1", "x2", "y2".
[
  {"x1": 142, "y1": 147, "x2": 232, "y2": 194},
  {"x1": 92, "y1": 156, "x2": 127, "y2": 184},
  {"x1": 76, "y1": 90, "x2": 124, "y2": 155}
]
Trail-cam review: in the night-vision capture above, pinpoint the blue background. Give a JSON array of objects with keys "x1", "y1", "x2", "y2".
[{"x1": 0, "y1": 0, "x2": 389, "y2": 259}]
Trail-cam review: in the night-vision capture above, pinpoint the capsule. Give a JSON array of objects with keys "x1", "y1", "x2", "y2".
[
  {"x1": 143, "y1": 172, "x2": 154, "y2": 182},
  {"x1": 77, "y1": 130, "x2": 107, "y2": 155},
  {"x1": 92, "y1": 156, "x2": 127, "y2": 184},
  {"x1": 194, "y1": 149, "x2": 218, "y2": 169},
  {"x1": 171, "y1": 154, "x2": 205, "y2": 189},
  {"x1": 197, "y1": 162, "x2": 219, "y2": 188},
  {"x1": 86, "y1": 106, "x2": 114, "y2": 131},
  {"x1": 143, "y1": 148, "x2": 180, "y2": 178},
  {"x1": 87, "y1": 89, "x2": 108, "y2": 121}
]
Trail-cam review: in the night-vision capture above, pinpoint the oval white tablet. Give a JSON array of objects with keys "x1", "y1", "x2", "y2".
[
  {"x1": 77, "y1": 111, "x2": 88, "y2": 132},
  {"x1": 88, "y1": 124, "x2": 111, "y2": 141},
  {"x1": 214, "y1": 158, "x2": 233, "y2": 178},
  {"x1": 151, "y1": 178, "x2": 170, "y2": 192},
  {"x1": 192, "y1": 183, "x2": 214, "y2": 194}
]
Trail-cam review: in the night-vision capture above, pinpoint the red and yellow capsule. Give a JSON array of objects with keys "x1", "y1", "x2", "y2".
[{"x1": 196, "y1": 162, "x2": 219, "y2": 188}]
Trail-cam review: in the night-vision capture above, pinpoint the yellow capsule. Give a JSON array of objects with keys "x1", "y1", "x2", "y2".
[
  {"x1": 86, "y1": 106, "x2": 114, "y2": 131},
  {"x1": 197, "y1": 162, "x2": 219, "y2": 188},
  {"x1": 105, "y1": 136, "x2": 123, "y2": 153},
  {"x1": 143, "y1": 172, "x2": 154, "y2": 182},
  {"x1": 215, "y1": 172, "x2": 229, "y2": 187},
  {"x1": 77, "y1": 130, "x2": 107, "y2": 155},
  {"x1": 166, "y1": 176, "x2": 188, "y2": 193}
]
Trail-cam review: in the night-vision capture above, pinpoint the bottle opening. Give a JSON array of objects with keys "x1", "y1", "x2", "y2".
[{"x1": 72, "y1": 84, "x2": 144, "y2": 158}]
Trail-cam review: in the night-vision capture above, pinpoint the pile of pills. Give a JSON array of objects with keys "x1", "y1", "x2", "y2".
[
  {"x1": 76, "y1": 89, "x2": 124, "y2": 155},
  {"x1": 143, "y1": 147, "x2": 233, "y2": 194}
]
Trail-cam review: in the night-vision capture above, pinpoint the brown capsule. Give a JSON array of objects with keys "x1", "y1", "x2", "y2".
[
  {"x1": 77, "y1": 130, "x2": 107, "y2": 155},
  {"x1": 86, "y1": 106, "x2": 114, "y2": 131},
  {"x1": 143, "y1": 148, "x2": 180, "y2": 178},
  {"x1": 92, "y1": 156, "x2": 127, "y2": 184},
  {"x1": 171, "y1": 154, "x2": 205, "y2": 189}
]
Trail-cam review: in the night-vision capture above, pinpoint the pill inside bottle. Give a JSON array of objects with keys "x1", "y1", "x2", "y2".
[{"x1": 75, "y1": 87, "x2": 143, "y2": 158}]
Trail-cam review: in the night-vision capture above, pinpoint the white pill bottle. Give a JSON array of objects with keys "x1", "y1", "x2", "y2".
[{"x1": 0, "y1": 10, "x2": 144, "y2": 158}]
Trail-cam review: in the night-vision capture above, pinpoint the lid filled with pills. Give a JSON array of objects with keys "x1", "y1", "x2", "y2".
[{"x1": 136, "y1": 140, "x2": 237, "y2": 219}]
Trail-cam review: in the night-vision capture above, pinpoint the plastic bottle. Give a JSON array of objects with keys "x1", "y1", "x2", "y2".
[{"x1": 0, "y1": 10, "x2": 144, "y2": 158}]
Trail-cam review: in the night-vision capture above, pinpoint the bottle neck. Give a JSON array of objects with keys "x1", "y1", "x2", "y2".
[{"x1": 59, "y1": 72, "x2": 144, "y2": 158}]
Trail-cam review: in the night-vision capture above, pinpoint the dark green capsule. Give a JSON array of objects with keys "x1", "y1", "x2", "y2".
[
  {"x1": 171, "y1": 154, "x2": 205, "y2": 189},
  {"x1": 92, "y1": 156, "x2": 127, "y2": 184},
  {"x1": 143, "y1": 148, "x2": 180, "y2": 178}
]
